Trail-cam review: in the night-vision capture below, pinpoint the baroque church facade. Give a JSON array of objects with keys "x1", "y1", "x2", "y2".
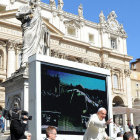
[{"x1": 0, "y1": 0, "x2": 134, "y2": 126}]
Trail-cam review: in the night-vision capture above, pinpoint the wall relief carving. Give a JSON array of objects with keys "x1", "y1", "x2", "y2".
[
  {"x1": 99, "y1": 11, "x2": 127, "y2": 36},
  {"x1": 124, "y1": 69, "x2": 131, "y2": 77},
  {"x1": 7, "y1": 95, "x2": 21, "y2": 110},
  {"x1": 51, "y1": 49, "x2": 103, "y2": 69}
]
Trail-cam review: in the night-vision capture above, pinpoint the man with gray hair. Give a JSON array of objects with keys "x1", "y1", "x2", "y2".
[{"x1": 83, "y1": 107, "x2": 112, "y2": 140}]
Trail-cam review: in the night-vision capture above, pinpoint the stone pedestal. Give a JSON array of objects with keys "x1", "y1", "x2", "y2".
[{"x1": 1, "y1": 67, "x2": 29, "y2": 130}]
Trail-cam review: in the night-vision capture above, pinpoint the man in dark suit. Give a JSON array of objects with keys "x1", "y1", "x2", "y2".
[
  {"x1": 44, "y1": 126, "x2": 57, "y2": 140},
  {"x1": 136, "y1": 125, "x2": 140, "y2": 140},
  {"x1": 10, "y1": 115, "x2": 28, "y2": 140}
]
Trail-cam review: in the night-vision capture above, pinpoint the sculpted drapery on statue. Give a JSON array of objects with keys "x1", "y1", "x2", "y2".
[{"x1": 16, "y1": 0, "x2": 50, "y2": 67}]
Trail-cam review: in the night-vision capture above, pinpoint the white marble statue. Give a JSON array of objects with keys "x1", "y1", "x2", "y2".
[
  {"x1": 10, "y1": 0, "x2": 15, "y2": 4},
  {"x1": 50, "y1": 0, "x2": 56, "y2": 7},
  {"x1": 78, "y1": 4, "x2": 83, "y2": 17},
  {"x1": 120, "y1": 24, "x2": 126, "y2": 35},
  {"x1": 99, "y1": 11, "x2": 106, "y2": 24},
  {"x1": 16, "y1": 0, "x2": 50, "y2": 67},
  {"x1": 58, "y1": 0, "x2": 64, "y2": 10},
  {"x1": 107, "y1": 11, "x2": 117, "y2": 20}
]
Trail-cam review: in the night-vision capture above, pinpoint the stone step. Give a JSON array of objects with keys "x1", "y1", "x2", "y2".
[
  {"x1": 0, "y1": 130, "x2": 11, "y2": 140},
  {"x1": 0, "y1": 134, "x2": 10, "y2": 140}
]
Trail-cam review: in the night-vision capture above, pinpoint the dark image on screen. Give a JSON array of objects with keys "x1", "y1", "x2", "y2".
[{"x1": 41, "y1": 63, "x2": 108, "y2": 134}]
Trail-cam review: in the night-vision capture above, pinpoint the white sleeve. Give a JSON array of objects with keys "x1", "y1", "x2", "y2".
[
  {"x1": 94, "y1": 121, "x2": 106, "y2": 128},
  {"x1": 87, "y1": 114, "x2": 106, "y2": 128}
]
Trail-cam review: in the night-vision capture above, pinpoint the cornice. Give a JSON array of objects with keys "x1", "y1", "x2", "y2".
[
  {"x1": 0, "y1": 20, "x2": 21, "y2": 30},
  {"x1": 60, "y1": 37, "x2": 101, "y2": 53},
  {"x1": 50, "y1": 32, "x2": 63, "y2": 39},
  {"x1": 105, "y1": 29, "x2": 127, "y2": 38},
  {"x1": 130, "y1": 78, "x2": 140, "y2": 82},
  {"x1": 0, "y1": 67, "x2": 28, "y2": 87},
  {"x1": 109, "y1": 51, "x2": 133, "y2": 61},
  {"x1": 84, "y1": 20, "x2": 98, "y2": 29},
  {"x1": 0, "y1": 9, "x2": 17, "y2": 18},
  {"x1": 43, "y1": 18, "x2": 64, "y2": 36},
  {"x1": 16, "y1": 0, "x2": 28, "y2": 4},
  {"x1": 88, "y1": 46, "x2": 101, "y2": 52},
  {"x1": 62, "y1": 37, "x2": 94, "y2": 50},
  {"x1": 0, "y1": 32, "x2": 22, "y2": 41},
  {"x1": 40, "y1": 2, "x2": 98, "y2": 29},
  {"x1": 100, "y1": 47, "x2": 112, "y2": 53}
]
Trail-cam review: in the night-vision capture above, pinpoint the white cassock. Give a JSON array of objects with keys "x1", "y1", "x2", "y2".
[{"x1": 83, "y1": 114, "x2": 108, "y2": 140}]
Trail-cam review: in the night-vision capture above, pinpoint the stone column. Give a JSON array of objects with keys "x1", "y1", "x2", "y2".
[
  {"x1": 7, "y1": 40, "x2": 16, "y2": 78},
  {"x1": 125, "y1": 69, "x2": 134, "y2": 124},
  {"x1": 23, "y1": 80, "x2": 29, "y2": 111},
  {"x1": 15, "y1": 44, "x2": 22, "y2": 70}
]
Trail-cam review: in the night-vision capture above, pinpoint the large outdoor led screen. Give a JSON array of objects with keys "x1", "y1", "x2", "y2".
[{"x1": 41, "y1": 63, "x2": 108, "y2": 134}]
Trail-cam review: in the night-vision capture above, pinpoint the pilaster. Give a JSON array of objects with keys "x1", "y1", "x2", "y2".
[
  {"x1": 124, "y1": 69, "x2": 134, "y2": 124},
  {"x1": 7, "y1": 40, "x2": 16, "y2": 77}
]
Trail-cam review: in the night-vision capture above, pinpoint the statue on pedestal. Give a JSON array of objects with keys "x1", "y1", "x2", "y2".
[
  {"x1": 50, "y1": 0, "x2": 56, "y2": 8},
  {"x1": 16, "y1": 0, "x2": 50, "y2": 67},
  {"x1": 10, "y1": 0, "x2": 15, "y2": 4},
  {"x1": 78, "y1": 4, "x2": 83, "y2": 18},
  {"x1": 99, "y1": 11, "x2": 106, "y2": 24},
  {"x1": 58, "y1": 0, "x2": 64, "y2": 10}
]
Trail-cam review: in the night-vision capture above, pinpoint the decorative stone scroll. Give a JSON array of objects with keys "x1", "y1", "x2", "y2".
[
  {"x1": 124, "y1": 69, "x2": 131, "y2": 77},
  {"x1": 99, "y1": 11, "x2": 127, "y2": 36}
]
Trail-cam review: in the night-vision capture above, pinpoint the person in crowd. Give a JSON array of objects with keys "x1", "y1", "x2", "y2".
[
  {"x1": 117, "y1": 132, "x2": 123, "y2": 137},
  {"x1": 10, "y1": 115, "x2": 28, "y2": 140},
  {"x1": 128, "y1": 122, "x2": 134, "y2": 132},
  {"x1": 123, "y1": 131, "x2": 135, "y2": 140},
  {"x1": 0, "y1": 106, "x2": 4, "y2": 133},
  {"x1": 113, "y1": 123, "x2": 121, "y2": 137},
  {"x1": 27, "y1": 133, "x2": 31, "y2": 140},
  {"x1": 115, "y1": 132, "x2": 123, "y2": 140},
  {"x1": 0, "y1": 113, "x2": 4, "y2": 133},
  {"x1": 83, "y1": 107, "x2": 112, "y2": 140},
  {"x1": 136, "y1": 124, "x2": 140, "y2": 140},
  {"x1": 124, "y1": 123, "x2": 130, "y2": 132},
  {"x1": 44, "y1": 126, "x2": 57, "y2": 140},
  {"x1": 25, "y1": 131, "x2": 32, "y2": 140}
]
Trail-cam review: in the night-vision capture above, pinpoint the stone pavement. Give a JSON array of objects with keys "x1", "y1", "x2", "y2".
[{"x1": 0, "y1": 131, "x2": 10, "y2": 140}]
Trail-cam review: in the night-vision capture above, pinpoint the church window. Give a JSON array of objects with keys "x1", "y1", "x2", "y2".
[
  {"x1": 111, "y1": 38, "x2": 117, "y2": 49},
  {"x1": 136, "y1": 90, "x2": 139, "y2": 98},
  {"x1": 89, "y1": 34, "x2": 94, "y2": 43},
  {"x1": 133, "y1": 64, "x2": 136, "y2": 69},
  {"x1": 113, "y1": 74, "x2": 118, "y2": 89},
  {"x1": 67, "y1": 26, "x2": 76, "y2": 36}
]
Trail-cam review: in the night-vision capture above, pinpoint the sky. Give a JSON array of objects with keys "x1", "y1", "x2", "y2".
[
  {"x1": 42, "y1": 0, "x2": 140, "y2": 62},
  {"x1": 47, "y1": 69, "x2": 106, "y2": 91}
]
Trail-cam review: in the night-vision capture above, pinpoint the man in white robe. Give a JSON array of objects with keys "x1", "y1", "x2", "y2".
[{"x1": 83, "y1": 107, "x2": 112, "y2": 140}]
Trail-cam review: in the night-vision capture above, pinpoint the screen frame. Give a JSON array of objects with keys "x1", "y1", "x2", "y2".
[
  {"x1": 41, "y1": 62, "x2": 108, "y2": 135},
  {"x1": 29, "y1": 54, "x2": 113, "y2": 140}
]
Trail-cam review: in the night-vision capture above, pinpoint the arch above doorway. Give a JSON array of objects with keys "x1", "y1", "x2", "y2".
[{"x1": 113, "y1": 96, "x2": 125, "y2": 107}]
